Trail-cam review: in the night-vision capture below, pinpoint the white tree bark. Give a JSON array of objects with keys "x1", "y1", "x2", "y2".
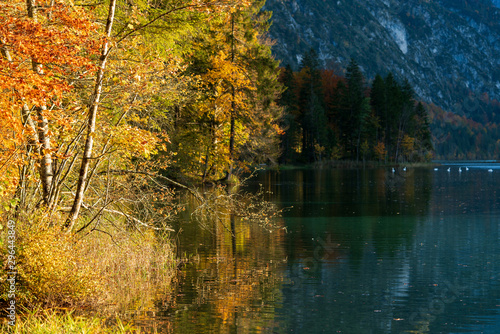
[
  {"x1": 65, "y1": 0, "x2": 117, "y2": 232},
  {"x1": 25, "y1": 0, "x2": 54, "y2": 205}
]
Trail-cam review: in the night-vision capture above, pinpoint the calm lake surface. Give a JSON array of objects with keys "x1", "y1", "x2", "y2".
[{"x1": 132, "y1": 163, "x2": 500, "y2": 333}]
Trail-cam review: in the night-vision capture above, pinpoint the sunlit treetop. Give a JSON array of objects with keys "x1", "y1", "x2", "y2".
[{"x1": 0, "y1": 0, "x2": 100, "y2": 106}]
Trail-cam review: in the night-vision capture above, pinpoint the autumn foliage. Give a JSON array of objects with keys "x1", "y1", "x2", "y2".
[
  {"x1": 0, "y1": 0, "x2": 99, "y2": 199},
  {"x1": 0, "y1": 0, "x2": 99, "y2": 105},
  {"x1": 0, "y1": 0, "x2": 280, "y2": 223},
  {"x1": 0, "y1": 0, "x2": 283, "y2": 317}
]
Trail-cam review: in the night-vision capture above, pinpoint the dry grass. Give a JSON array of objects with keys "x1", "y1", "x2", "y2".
[
  {"x1": 82, "y1": 226, "x2": 175, "y2": 312},
  {"x1": 0, "y1": 307, "x2": 135, "y2": 333},
  {"x1": 0, "y1": 211, "x2": 176, "y2": 332},
  {"x1": 0, "y1": 215, "x2": 107, "y2": 308}
]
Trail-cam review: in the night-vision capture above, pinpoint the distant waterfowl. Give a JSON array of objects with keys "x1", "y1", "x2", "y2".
[
  {"x1": 403, "y1": 167, "x2": 407, "y2": 171},
  {"x1": 447, "y1": 167, "x2": 451, "y2": 172},
  {"x1": 466, "y1": 167, "x2": 469, "y2": 171},
  {"x1": 488, "y1": 169, "x2": 493, "y2": 172},
  {"x1": 459, "y1": 167, "x2": 462, "y2": 172},
  {"x1": 392, "y1": 168, "x2": 395, "y2": 173},
  {"x1": 434, "y1": 168, "x2": 438, "y2": 171}
]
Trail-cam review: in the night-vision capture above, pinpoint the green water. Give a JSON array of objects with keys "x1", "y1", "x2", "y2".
[{"x1": 133, "y1": 165, "x2": 500, "y2": 333}]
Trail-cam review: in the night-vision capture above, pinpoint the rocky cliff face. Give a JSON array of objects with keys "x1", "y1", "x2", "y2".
[{"x1": 265, "y1": 0, "x2": 500, "y2": 117}]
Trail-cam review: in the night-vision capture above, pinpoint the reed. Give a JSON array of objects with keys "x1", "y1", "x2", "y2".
[
  {"x1": 0, "y1": 307, "x2": 134, "y2": 333},
  {"x1": 0, "y1": 212, "x2": 176, "y2": 331}
]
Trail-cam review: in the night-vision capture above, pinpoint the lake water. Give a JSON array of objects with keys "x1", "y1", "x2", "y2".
[{"x1": 131, "y1": 164, "x2": 500, "y2": 333}]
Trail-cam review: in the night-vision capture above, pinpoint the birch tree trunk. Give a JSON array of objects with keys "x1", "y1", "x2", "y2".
[
  {"x1": 65, "y1": 0, "x2": 117, "y2": 232},
  {"x1": 36, "y1": 105, "x2": 53, "y2": 203},
  {"x1": 26, "y1": 0, "x2": 54, "y2": 205}
]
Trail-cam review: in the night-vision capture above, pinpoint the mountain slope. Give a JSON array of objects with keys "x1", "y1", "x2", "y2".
[{"x1": 265, "y1": 0, "x2": 500, "y2": 119}]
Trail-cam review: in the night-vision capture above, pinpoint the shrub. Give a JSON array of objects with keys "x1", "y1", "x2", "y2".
[
  {"x1": 1, "y1": 214, "x2": 107, "y2": 308},
  {"x1": 0, "y1": 211, "x2": 176, "y2": 315}
]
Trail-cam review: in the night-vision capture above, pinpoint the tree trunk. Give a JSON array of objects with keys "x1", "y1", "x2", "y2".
[
  {"x1": 17, "y1": 1, "x2": 54, "y2": 206},
  {"x1": 1, "y1": 42, "x2": 12, "y2": 62},
  {"x1": 65, "y1": 0, "x2": 117, "y2": 232},
  {"x1": 30, "y1": 58, "x2": 54, "y2": 205},
  {"x1": 27, "y1": 0, "x2": 36, "y2": 19},
  {"x1": 32, "y1": 57, "x2": 54, "y2": 205},
  {"x1": 19, "y1": 104, "x2": 41, "y2": 210},
  {"x1": 227, "y1": 14, "x2": 236, "y2": 181},
  {"x1": 228, "y1": 99, "x2": 235, "y2": 179},
  {"x1": 36, "y1": 106, "x2": 53, "y2": 204}
]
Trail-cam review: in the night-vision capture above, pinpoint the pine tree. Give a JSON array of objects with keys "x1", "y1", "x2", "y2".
[
  {"x1": 414, "y1": 102, "x2": 433, "y2": 160},
  {"x1": 237, "y1": 3, "x2": 284, "y2": 168},
  {"x1": 345, "y1": 58, "x2": 368, "y2": 161},
  {"x1": 333, "y1": 79, "x2": 350, "y2": 158},
  {"x1": 394, "y1": 79, "x2": 416, "y2": 162},
  {"x1": 278, "y1": 65, "x2": 300, "y2": 164},
  {"x1": 370, "y1": 74, "x2": 387, "y2": 143},
  {"x1": 297, "y1": 49, "x2": 327, "y2": 162},
  {"x1": 171, "y1": 0, "x2": 283, "y2": 181}
]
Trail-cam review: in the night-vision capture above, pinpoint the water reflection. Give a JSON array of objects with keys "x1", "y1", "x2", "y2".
[
  {"x1": 130, "y1": 192, "x2": 288, "y2": 334},
  {"x1": 130, "y1": 166, "x2": 500, "y2": 333},
  {"x1": 254, "y1": 168, "x2": 432, "y2": 218}
]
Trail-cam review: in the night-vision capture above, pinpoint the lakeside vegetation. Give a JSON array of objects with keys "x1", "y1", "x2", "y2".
[
  {"x1": 0, "y1": 0, "x2": 433, "y2": 327},
  {"x1": 1, "y1": 308, "x2": 134, "y2": 333},
  {"x1": 0, "y1": 0, "x2": 469, "y2": 331},
  {"x1": 0, "y1": 0, "x2": 282, "y2": 330}
]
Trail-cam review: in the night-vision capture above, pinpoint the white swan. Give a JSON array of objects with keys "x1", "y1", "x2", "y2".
[
  {"x1": 488, "y1": 169, "x2": 493, "y2": 172},
  {"x1": 459, "y1": 167, "x2": 462, "y2": 172},
  {"x1": 447, "y1": 167, "x2": 451, "y2": 172}
]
